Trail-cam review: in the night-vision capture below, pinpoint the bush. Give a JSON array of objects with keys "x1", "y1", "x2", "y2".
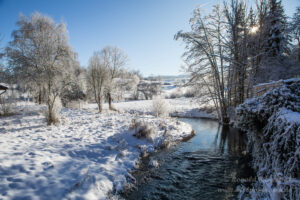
[
  {"x1": 151, "y1": 97, "x2": 169, "y2": 117},
  {"x1": 183, "y1": 89, "x2": 195, "y2": 98},
  {"x1": 168, "y1": 91, "x2": 182, "y2": 99},
  {"x1": 130, "y1": 119, "x2": 153, "y2": 140}
]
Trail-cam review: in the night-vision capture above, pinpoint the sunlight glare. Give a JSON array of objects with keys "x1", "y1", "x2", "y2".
[{"x1": 250, "y1": 26, "x2": 259, "y2": 34}]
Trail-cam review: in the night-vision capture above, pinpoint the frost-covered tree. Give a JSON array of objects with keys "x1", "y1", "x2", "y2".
[
  {"x1": 87, "y1": 47, "x2": 128, "y2": 112},
  {"x1": 0, "y1": 36, "x2": 6, "y2": 82},
  {"x1": 102, "y1": 46, "x2": 128, "y2": 111},
  {"x1": 175, "y1": 5, "x2": 230, "y2": 123},
  {"x1": 61, "y1": 61, "x2": 87, "y2": 106},
  {"x1": 6, "y1": 12, "x2": 76, "y2": 124},
  {"x1": 87, "y1": 51, "x2": 108, "y2": 113}
]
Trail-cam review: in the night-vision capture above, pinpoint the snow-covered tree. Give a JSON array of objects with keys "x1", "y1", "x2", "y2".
[
  {"x1": 100, "y1": 46, "x2": 127, "y2": 111},
  {"x1": 266, "y1": 0, "x2": 288, "y2": 57},
  {"x1": 87, "y1": 47, "x2": 129, "y2": 112},
  {"x1": 290, "y1": 7, "x2": 300, "y2": 61},
  {"x1": 61, "y1": 62, "x2": 87, "y2": 106},
  {"x1": 6, "y1": 12, "x2": 76, "y2": 124},
  {"x1": 87, "y1": 51, "x2": 108, "y2": 113},
  {"x1": 0, "y1": 37, "x2": 5, "y2": 82},
  {"x1": 175, "y1": 5, "x2": 230, "y2": 123}
]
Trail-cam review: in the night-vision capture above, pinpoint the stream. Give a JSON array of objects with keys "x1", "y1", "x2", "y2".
[{"x1": 122, "y1": 118, "x2": 256, "y2": 200}]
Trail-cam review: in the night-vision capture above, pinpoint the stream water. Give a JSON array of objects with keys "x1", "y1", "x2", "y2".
[{"x1": 122, "y1": 118, "x2": 256, "y2": 200}]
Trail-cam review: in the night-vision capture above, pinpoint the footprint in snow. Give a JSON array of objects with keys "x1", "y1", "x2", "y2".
[
  {"x1": 7, "y1": 177, "x2": 23, "y2": 182},
  {"x1": 42, "y1": 162, "x2": 54, "y2": 170}
]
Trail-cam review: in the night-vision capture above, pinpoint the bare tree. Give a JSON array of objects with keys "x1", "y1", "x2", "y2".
[
  {"x1": 6, "y1": 12, "x2": 75, "y2": 124},
  {"x1": 175, "y1": 5, "x2": 230, "y2": 123},
  {"x1": 102, "y1": 46, "x2": 128, "y2": 111},
  {"x1": 87, "y1": 51, "x2": 108, "y2": 113},
  {"x1": 224, "y1": 0, "x2": 249, "y2": 106}
]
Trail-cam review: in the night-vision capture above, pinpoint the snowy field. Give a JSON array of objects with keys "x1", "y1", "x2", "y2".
[
  {"x1": 111, "y1": 98, "x2": 217, "y2": 119},
  {"x1": 0, "y1": 100, "x2": 194, "y2": 200}
]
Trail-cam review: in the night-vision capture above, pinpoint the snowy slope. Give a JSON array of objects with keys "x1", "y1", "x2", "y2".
[{"x1": 0, "y1": 102, "x2": 192, "y2": 200}]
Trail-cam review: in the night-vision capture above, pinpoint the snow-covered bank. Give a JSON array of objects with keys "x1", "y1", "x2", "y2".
[
  {"x1": 0, "y1": 102, "x2": 192, "y2": 200},
  {"x1": 236, "y1": 79, "x2": 300, "y2": 200}
]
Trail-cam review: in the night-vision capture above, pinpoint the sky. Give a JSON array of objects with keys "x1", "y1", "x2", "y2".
[{"x1": 0, "y1": 0, "x2": 299, "y2": 76}]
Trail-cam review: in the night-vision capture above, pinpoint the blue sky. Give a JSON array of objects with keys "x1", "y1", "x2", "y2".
[{"x1": 0, "y1": 0, "x2": 299, "y2": 76}]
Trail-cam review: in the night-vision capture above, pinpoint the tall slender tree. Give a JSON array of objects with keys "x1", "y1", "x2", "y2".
[
  {"x1": 224, "y1": 0, "x2": 249, "y2": 106},
  {"x1": 103, "y1": 46, "x2": 128, "y2": 111},
  {"x1": 87, "y1": 51, "x2": 108, "y2": 113}
]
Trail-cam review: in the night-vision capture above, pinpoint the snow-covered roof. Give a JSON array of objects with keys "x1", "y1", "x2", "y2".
[{"x1": 0, "y1": 84, "x2": 8, "y2": 90}]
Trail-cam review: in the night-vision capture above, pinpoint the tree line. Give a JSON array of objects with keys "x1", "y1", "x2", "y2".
[{"x1": 175, "y1": 0, "x2": 300, "y2": 123}]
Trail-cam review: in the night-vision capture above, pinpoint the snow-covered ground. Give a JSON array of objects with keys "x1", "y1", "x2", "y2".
[{"x1": 0, "y1": 101, "x2": 193, "y2": 200}]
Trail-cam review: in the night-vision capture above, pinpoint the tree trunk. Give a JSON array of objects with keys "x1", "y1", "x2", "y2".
[
  {"x1": 298, "y1": 41, "x2": 300, "y2": 62},
  {"x1": 97, "y1": 99, "x2": 102, "y2": 113},
  {"x1": 47, "y1": 102, "x2": 55, "y2": 125},
  {"x1": 38, "y1": 89, "x2": 42, "y2": 104},
  {"x1": 108, "y1": 92, "x2": 117, "y2": 111}
]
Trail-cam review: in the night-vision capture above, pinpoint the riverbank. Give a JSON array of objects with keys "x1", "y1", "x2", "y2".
[{"x1": 0, "y1": 102, "x2": 193, "y2": 200}]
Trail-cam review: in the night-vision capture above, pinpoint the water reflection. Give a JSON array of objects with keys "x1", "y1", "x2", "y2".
[
  {"x1": 216, "y1": 125, "x2": 247, "y2": 156},
  {"x1": 123, "y1": 118, "x2": 254, "y2": 200}
]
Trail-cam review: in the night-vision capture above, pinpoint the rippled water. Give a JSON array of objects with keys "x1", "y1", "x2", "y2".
[{"x1": 123, "y1": 118, "x2": 255, "y2": 200}]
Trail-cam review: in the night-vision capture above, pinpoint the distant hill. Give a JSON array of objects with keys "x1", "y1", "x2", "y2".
[{"x1": 146, "y1": 74, "x2": 190, "y2": 82}]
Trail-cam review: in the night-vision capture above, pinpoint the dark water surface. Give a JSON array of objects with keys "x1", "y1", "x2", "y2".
[{"x1": 123, "y1": 118, "x2": 255, "y2": 200}]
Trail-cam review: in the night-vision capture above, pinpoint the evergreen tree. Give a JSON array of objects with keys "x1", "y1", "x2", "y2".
[
  {"x1": 291, "y1": 7, "x2": 300, "y2": 61},
  {"x1": 266, "y1": 0, "x2": 288, "y2": 57}
]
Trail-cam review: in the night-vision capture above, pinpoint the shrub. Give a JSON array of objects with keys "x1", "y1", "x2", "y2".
[
  {"x1": 167, "y1": 88, "x2": 183, "y2": 99},
  {"x1": 168, "y1": 91, "x2": 181, "y2": 99},
  {"x1": 151, "y1": 97, "x2": 169, "y2": 117},
  {"x1": 130, "y1": 119, "x2": 153, "y2": 140},
  {"x1": 183, "y1": 89, "x2": 195, "y2": 98}
]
